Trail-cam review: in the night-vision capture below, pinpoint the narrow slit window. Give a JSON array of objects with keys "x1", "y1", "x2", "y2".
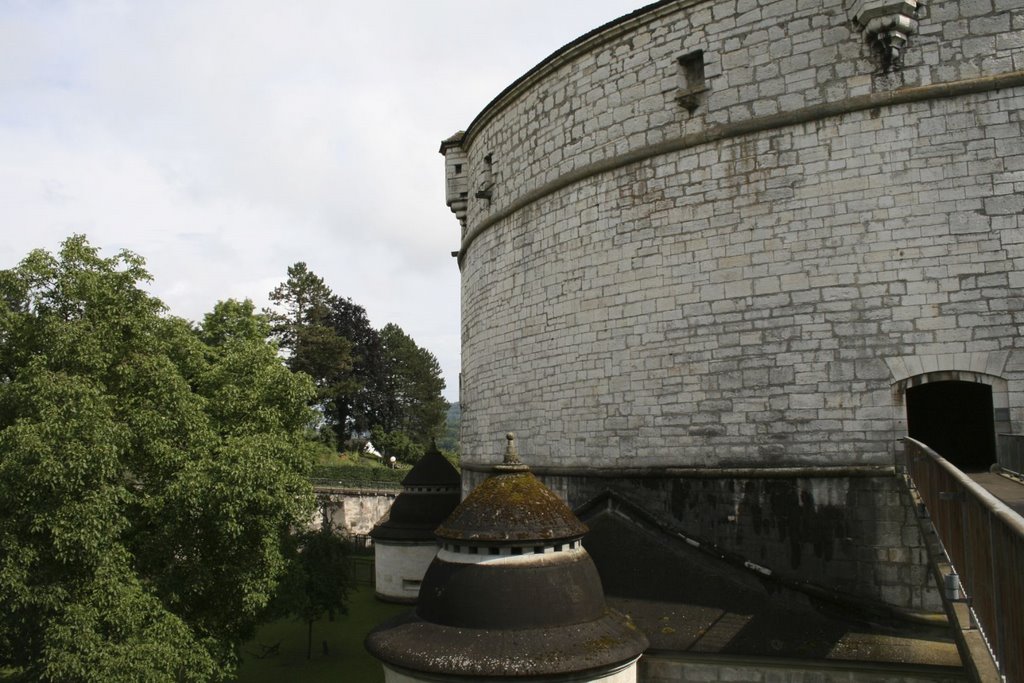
[
  {"x1": 676, "y1": 49, "x2": 707, "y2": 113},
  {"x1": 476, "y1": 154, "x2": 494, "y2": 200}
]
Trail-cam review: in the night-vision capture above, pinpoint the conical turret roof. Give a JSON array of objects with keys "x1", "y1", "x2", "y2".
[
  {"x1": 435, "y1": 434, "x2": 585, "y2": 544},
  {"x1": 369, "y1": 443, "x2": 461, "y2": 542},
  {"x1": 400, "y1": 443, "x2": 460, "y2": 487}
]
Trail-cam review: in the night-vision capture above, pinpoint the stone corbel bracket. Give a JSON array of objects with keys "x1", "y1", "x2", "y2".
[{"x1": 849, "y1": 0, "x2": 921, "y2": 71}]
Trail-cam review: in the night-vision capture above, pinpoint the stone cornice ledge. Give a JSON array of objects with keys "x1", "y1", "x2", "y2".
[
  {"x1": 458, "y1": 70, "x2": 1024, "y2": 269},
  {"x1": 460, "y1": 463, "x2": 897, "y2": 478}
]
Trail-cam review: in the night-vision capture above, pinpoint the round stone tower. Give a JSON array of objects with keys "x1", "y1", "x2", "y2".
[
  {"x1": 366, "y1": 434, "x2": 648, "y2": 681},
  {"x1": 441, "y1": 0, "x2": 1024, "y2": 613},
  {"x1": 369, "y1": 444, "x2": 461, "y2": 603}
]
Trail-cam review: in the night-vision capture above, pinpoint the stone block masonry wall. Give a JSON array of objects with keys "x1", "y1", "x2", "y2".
[
  {"x1": 311, "y1": 487, "x2": 396, "y2": 537},
  {"x1": 456, "y1": 467, "x2": 940, "y2": 610},
  {"x1": 563, "y1": 474, "x2": 943, "y2": 612},
  {"x1": 454, "y1": 0, "x2": 1024, "y2": 470},
  {"x1": 449, "y1": 0, "x2": 1024, "y2": 616},
  {"x1": 460, "y1": 84, "x2": 1024, "y2": 469},
  {"x1": 458, "y1": 0, "x2": 1024, "y2": 233}
]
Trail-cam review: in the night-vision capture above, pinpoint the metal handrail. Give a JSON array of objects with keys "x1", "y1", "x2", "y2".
[{"x1": 904, "y1": 437, "x2": 1024, "y2": 683}]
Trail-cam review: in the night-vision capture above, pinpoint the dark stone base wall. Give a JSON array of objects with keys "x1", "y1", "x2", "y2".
[
  {"x1": 510, "y1": 472, "x2": 941, "y2": 612},
  {"x1": 640, "y1": 655, "x2": 964, "y2": 683}
]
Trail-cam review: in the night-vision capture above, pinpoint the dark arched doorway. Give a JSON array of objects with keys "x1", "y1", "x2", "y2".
[{"x1": 906, "y1": 380, "x2": 996, "y2": 471}]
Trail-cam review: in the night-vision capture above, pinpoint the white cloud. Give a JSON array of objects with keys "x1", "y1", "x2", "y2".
[{"x1": 0, "y1": 0, "x2": 646, "y2": 401}]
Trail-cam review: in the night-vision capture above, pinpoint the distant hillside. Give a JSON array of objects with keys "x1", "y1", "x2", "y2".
[{"x1": 440, "y1": 402, "x2": 460, "y2": 453}]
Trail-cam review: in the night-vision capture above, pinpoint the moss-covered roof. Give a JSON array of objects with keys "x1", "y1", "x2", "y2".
[
  {"x1": 433, "y1": 432, "x2": 586, "y2": 544},
  {"x1": 365, "y1": 434, "x2": 648, "y2": 677},
  {"x1": 434, "y1": 469, "x2": 586, "y2": 543}
]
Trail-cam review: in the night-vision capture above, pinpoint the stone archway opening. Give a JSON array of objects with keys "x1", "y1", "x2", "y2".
[{"x1": 906, "y1": 380, "x2": 996, "y2": 471}]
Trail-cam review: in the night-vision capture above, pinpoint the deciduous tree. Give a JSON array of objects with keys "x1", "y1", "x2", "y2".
[
  {"x1": 270, "y1": 524, "x2": 350, "y2": 660},
  {"x1": 0, "y1": 237, "x2": 317, "y2": 682}
]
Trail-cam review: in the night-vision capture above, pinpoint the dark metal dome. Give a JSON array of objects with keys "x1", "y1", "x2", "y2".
[{"x1": 366, "y1": 609, "x2": 647, "y2": 678}]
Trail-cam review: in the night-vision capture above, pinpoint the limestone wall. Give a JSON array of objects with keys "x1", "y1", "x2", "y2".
[
  {"x1": 451, "y1": 0, "x2": 1024, "y2": 470},
  {"x1": 312, "y1": 487, "x2": 396, "y2": 537},
  {"x1": 458, "y1": 0, "x2": 1023, "y2": 232},
  {"x1": 374, "y1": 542, "x2": 438, "y2": 603}
]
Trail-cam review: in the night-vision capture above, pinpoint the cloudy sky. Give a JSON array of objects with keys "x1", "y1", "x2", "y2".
[{"x1": 0, "y1": 0, "x2": 644, "y2": 400}]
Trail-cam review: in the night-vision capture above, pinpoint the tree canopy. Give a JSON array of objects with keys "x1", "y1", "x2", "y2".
[
  {"x1": 269, "y1": 523, "x2": 350, "y2": 660},
  {"x1": 0, "y1": 237, "x2": 318, "y2": 681},
  {"x1": 267, "y1": 263, "x2": 446, "y2": 459},
  {"x1": 377, "y1": 323, "x2": 448, "y2": 447}
]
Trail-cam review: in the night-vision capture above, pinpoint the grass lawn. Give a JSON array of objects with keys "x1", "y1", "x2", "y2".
[
  {"x1": 0, "y1": 581, "x2": 407, "y2": 683},
  {"x1": 235, "y1": 581, "x2": 408, "y2": 683}
]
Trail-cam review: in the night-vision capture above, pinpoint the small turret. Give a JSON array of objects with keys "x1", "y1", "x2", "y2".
[
  {"x1": 369, "y1": 443, "x2": 461, "y2": 603},
  {"x1": 439, "y1": 131, "x2": 468, "y2": 230},
  {"x1": 366, "y1": 433, "x2": 648, "y2": 681}
]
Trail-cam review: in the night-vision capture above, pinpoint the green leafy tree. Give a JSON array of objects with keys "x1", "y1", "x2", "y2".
[
  {"x1": 378, "y1": 323, "x2": 448, "y2": 454},
  {"x1": 270, "y1": 525, "x2": 350, "y2": 660},
  {"x1": 369, "y1": 425, "x2": 425, "y2": 464},
  {"x1": 267, "y1": 265, "x2": 448, "y2": 457},
  {"x1": 267, "y1": 263, "x2": 355, "y2": 444},
  {"x1": 326, "y1": 296, "x2": 387, "y2": 435},
  {"x1": 438, "y1": 402, "x2": 461, "y2": 464},
  {"x1": 0, "y1": 237, "x2": 317, "y2": 682},
  {"x1": 268, "y1": 263, "x2": 389, "y2": 444}
]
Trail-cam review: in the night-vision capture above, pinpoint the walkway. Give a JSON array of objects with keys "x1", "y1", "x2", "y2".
[
  {"x1": 966, "y1": 471, "x2": 1024, "y2": 517},
  {"x1": 905, "y1": 439, "x2": 1024, "y2": 683}
]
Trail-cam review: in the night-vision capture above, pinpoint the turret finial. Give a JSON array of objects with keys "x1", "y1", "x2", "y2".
[
  {"x1": 495, "y1": 432, "x2": 528, "y2": 472},
  {"x1": 504, "y1": 432, "x2": 519, "y2": 464}
]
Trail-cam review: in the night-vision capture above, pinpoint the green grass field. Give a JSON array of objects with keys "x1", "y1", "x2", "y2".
[
  {"x1": 235, "y1": 582, "x2": 408, "y2": 683},
  {"x1": 0, "y1": 582, "x2": 406, "y2": 683}
]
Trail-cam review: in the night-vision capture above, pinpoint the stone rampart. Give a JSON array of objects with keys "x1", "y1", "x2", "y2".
[
  {"x1": 567, "y1": 471, "x2": 942, "y2": 611},
  {"x1": 449, "y1": 0, "x2": 1024, "y2": 470},
  {"x1": 445, "y1": 0, "x2": 1022, "y2": 612},
  {"x1": 311, "y1": 486, "x2": 397, "y2": 537}
]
